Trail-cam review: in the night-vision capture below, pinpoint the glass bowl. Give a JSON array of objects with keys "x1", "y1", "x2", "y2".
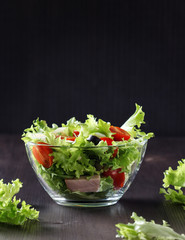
[{"x1": 25, "y1": 139, "x2": 147, "y2": 207}]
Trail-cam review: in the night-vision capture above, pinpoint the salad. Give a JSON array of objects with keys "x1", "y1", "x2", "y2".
[{"x1": 22, "y1": 104, "x2": 153, "y2": 203}]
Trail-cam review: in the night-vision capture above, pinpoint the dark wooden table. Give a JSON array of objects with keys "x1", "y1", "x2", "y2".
[{"x1": 0, "y1": 135, "x2": 185, "y2": 239}]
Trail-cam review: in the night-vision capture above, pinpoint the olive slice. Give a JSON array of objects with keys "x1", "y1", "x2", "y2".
[{"x1": 87, "y1": 135, "x2": 101, "y2": 145}]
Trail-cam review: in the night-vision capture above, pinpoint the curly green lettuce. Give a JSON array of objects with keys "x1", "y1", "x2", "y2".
[
  {"x1": 0, "y1": 179, "x2": 39, "y2": 225},
  {"x1": 160, "y1": 159, "x2": 185, "y2": 209},
  {"x1": 116, "y1": 212, "x2": 185, "y2": 240},
  {"x1": 22, "y1": 104, "x2": 154, "y2": 144},
  {"x1": 121, "y1": 104, "x2": 153, "y2": 139}
]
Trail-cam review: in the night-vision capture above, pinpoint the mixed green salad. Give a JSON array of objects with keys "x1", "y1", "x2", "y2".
[{"x1": 22, "y1": 104, "x2": 153, "y2": 198}]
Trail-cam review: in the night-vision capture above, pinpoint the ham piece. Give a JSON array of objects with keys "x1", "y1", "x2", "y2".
[{"x1": 65, "y1": 175, "x2": 100, "y2": 192}]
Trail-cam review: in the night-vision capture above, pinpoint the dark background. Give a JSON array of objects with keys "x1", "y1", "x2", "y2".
[{"x1": 1, "y1": 1, "x2": 185, "y2": 136}]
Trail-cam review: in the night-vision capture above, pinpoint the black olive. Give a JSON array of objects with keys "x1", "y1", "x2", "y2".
[{"x1": 87, "y1": 135, "x2": 101, "y2": 145}]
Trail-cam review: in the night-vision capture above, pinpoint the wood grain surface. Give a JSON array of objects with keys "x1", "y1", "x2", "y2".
[{"x1": 0, "y1": 135, "x2": 185, "y2": 239}]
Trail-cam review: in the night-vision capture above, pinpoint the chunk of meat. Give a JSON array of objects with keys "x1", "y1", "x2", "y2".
[{"x1": 65, "y1": 175, "x2": 100, "y2": 192}]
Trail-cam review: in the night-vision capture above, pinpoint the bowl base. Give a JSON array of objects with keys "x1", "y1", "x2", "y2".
[{"x1": 54, "y1": 199, "x2": 118, "y2": 207}]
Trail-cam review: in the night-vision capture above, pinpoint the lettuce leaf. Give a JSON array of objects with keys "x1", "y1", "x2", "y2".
[
  {"x1": 62, "y1": 117, "x2": 82, "y2": 136},
  {"x1": 116, "y1": 212, "x2": 185, "y2": 239},
  {"x1": 0, "y1": 179, "x2": 39, "y2": 225},
  {"x1": 99, "y1": 176, "x2": 114, "y2": 192},
  {"x1": 121, "y1": 104, "x2": 154, "y2": 139},
  {"x1": 82, "y1": 114, "x2": 112, "y2": 138},
  {"x1": 160, "y1": 159, "x2": 185, "y2": 208},
  {"x1": 22, "y1": 118, "x2": 54, "y2": 143}
]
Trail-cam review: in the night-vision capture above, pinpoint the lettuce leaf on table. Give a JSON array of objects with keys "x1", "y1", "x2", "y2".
[
  {"x1": 160, "y1": 159, "x2": 185, "y2": 209},
  {"x1": 116, "y1": 212, "x2": 185, "y2": 240},
  {"x1": 0, "y1": 179, "x2": 39, "y2": 225}
]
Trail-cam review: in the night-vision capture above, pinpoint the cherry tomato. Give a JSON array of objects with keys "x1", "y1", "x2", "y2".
[
  {"x1": 100, "y1": 137, "x2": 113, "y2": 145},
  {"x1": 110, "y1": 126, "x2": 130, "y2": 141},
  {"x1": 100, "y1": 137, "x2": 118, "y2": 158},
  {"x1": 73, "y1": 130, "x2": 80, "y2": 137},
  {"x1": 102, "y1": 168, "x2": 125, "y2": 189},
  {"x1": 32, "y1": 142, "x2": 53, "y2": 168}
]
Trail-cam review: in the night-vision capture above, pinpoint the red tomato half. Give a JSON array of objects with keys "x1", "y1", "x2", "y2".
[
  {"x1": 110, "y1": 126, "x2": 130, "y2": 141},
  {"x1": 100, "y1": 137, "x2": 118, "y2": 158},
  {"x1": 32, "y1": 142, "x2": 53, "y2": 168},
  {"x1": 102, "y1": 168, "x2": 125, "y2": 189}
]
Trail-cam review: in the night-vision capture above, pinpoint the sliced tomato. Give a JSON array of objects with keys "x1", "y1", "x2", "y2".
[
  {"x1": 100, "y1": 137, "x2": 118, "y2": 158},
  {"x1": 66, "y1": 136, "x2": 76, "y2": 141},
  {"x1": 56, "y1": 135, "x2": 76, "y2": 141},
  {"x1": 56, "y1": 130, "x2": 79, "y2": 141},
  {"x1": 102, "y1": 168, "x2": 125, "y2": 189},
  {"x1": 32, "y1": 142, "x2": 53, "y2": 168},
  {"x1": 110, "y1": 126, "x2": 130, "y2": 141}
]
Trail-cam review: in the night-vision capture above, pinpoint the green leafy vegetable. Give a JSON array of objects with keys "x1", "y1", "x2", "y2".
[
  {"x1": 0, "y1": 179, "x2": 39, "y2": 225},
  {"x1": 160, "y1": 159, "x2": 185, "y2": 209},
  {"x1": 83, "y1": 114, "x2": 112, "y2": 138},
  {"x1": 22, "y1": 104, "x2": 153, "y2": 199},
  {"x1": 116, "y1": 212, "x2": 185, "y2": 239},
  {"x1": 62, "y1": 117, "x2": 81, "y2": 136},
  {"x1": 99, "y1": 176, "x2": 114, "y2": 192},
  {"x1": 121, "y1": 104, "x2": 154, "y2": 139}
]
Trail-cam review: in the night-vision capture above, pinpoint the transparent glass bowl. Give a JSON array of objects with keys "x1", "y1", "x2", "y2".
[{"x1": 25, "y1": 140, "x2": 147, "y2": 207}]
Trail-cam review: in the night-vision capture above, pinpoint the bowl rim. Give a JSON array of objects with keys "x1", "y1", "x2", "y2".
[{"x1": 25, "y1": 138, "x2": 148, "y2": 149}]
